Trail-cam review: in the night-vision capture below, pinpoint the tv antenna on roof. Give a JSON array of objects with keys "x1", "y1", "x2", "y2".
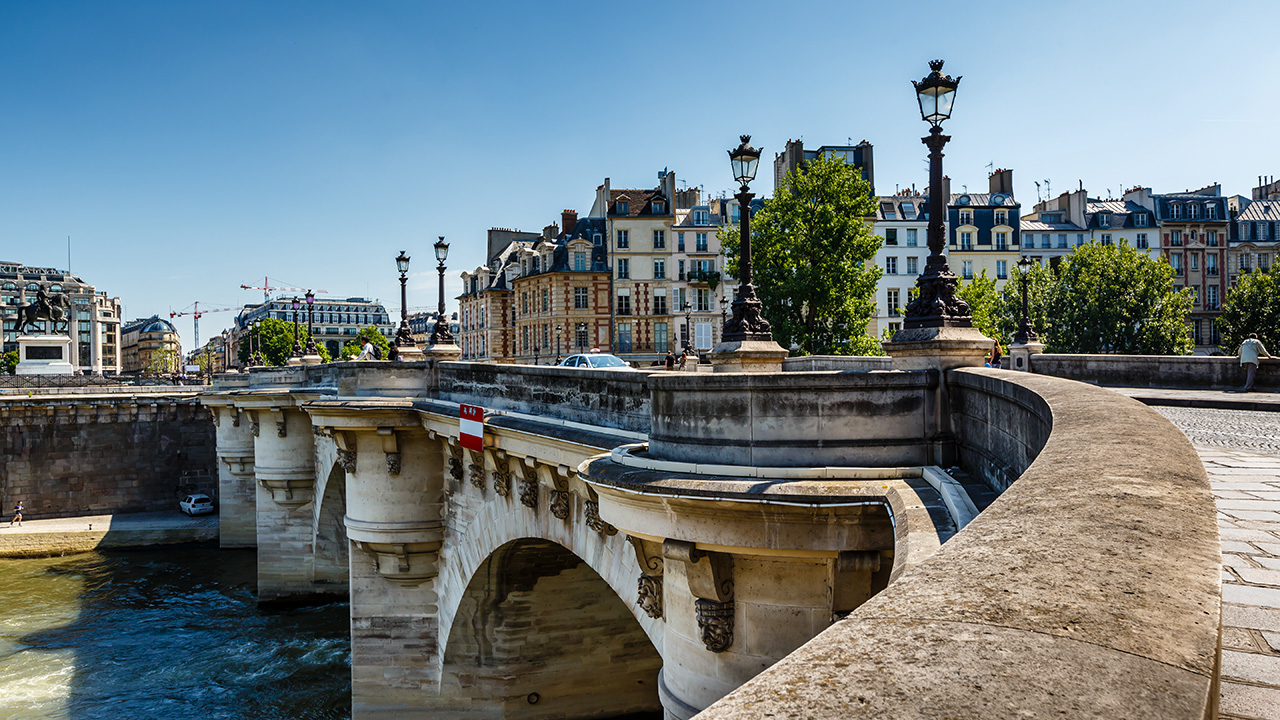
[
  {"x1": 1035, "y1": 181, "x2": 1043, "y2": 203},
  {"x1": 986, "y1": 161, "x2": 994, "y2": 176},
  {"x1": 1043, "y1": 179, "x2": 1051, "y2": 199}
]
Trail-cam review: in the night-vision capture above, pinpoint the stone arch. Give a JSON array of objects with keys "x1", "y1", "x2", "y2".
[
  {"x1": 312, "y1": 461, "x2": 349, "y2": 590},
  {"x1": 440, "y1": 537, "x2": 663, "y2": 718},
  {"x1": 436, "y1": 487, "x2": 663, "y2": 661}
]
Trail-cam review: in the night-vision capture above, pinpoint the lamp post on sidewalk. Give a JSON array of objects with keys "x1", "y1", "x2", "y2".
[
  {"x1": 1013, "y1": 257, "x2": 1038, "y2": 345},
  {"x1": 429, "y1": 237, "x2": 454, "y2": 345},
  {"x1": 719, "y1": 135, "x2": 772, "y2": 344},
  {"x1": 303, "y1": 290, "x2": 319, "y2": 360}
]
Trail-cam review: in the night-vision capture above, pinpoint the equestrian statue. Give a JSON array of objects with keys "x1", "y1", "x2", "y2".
[{"x1": 13, "y1": 285, "x2": 73, "y2": 335}]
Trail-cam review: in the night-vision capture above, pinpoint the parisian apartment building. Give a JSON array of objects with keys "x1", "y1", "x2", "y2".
[
  {"x1": 232, "y1": 296, "x2": 393, "y2": 363},
  {"x1": 0, "y1": 260, "x2": 122, "y2": 374}
]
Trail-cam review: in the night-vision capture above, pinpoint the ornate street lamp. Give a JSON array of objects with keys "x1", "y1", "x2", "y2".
[
  {"x1": 290, "y1": 296, "x2": 303, "y2": 358},
  {"x1": 251, "y1": 319, "x2": 264, "y2": 366},
  {"x1": 577, "y1": 321, "x2": 587, "y2": 353},
  {"x1": 392, "y1": 251, "x2": 417, "y2": 358},
  {"x1": 304, "y1": 290, "x2": 318, "y2": 357},
  {"x1": 902, "y1": 59, "x2": 970, "y2": 331},
  {"x1": 1013, "y1": 257, "x2": 1038, "y2": 344},
  {"x1": 721, "y1": 135, "x2": 773, "y2": 343},
  {"x1": 683, "y1": 300, "x2": 693, "y2": 353},
  {"x1": 555, "y1": 324, "x2": 563, "y2": 365},
  {"x1": 429, "y1": 237, "x2": 455, "y2": 345}
]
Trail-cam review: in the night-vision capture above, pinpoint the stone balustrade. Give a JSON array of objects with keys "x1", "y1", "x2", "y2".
[
  {"x1": 1031, "y1": 352, "x2": 1278, "y2": 391},
  {"x1": 696, "y1": 368, "x2": 1222, "y2": 720}
]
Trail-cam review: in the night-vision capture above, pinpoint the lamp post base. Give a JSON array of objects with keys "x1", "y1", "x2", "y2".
[
  {"x1": 394, "y1": 343, "x2": 425, "y2": 362},
  {"x1": 301, "y1": 354, "x2": 323, "y2": 366},
  {"x1": 884, "y1": 325, "x2": 992, "y2": 372},
  {"x1": 709, "y1": 338, "x2": 789, "y2": 373},
  {"x1": 421, "y1": 342, "x2": 460, "y2": 362},
  {"x1": 1007, "y1": 341, "x2": 1044, "y2": 372},
  {"x1": 287, "y1": 356, "x2": 304, "y2": 366}
]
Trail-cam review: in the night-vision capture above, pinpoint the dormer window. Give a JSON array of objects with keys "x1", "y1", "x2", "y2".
[
  {"x1": 651, "y1": 201, "x2": 665, "y2": 214},
  {"x1": 901, "y1": 202, "x2": 915, "y2": 219},
  {"x1": 1097, "y1": 213, "x2": 1110, "y2": 228},
  {"x1": 1191, "y1": 204, "x2": 1201, "y2": 219},
  {"x1": 1207, "y1": 203, "x2": 1217, "y2": 219},
  {"x1": 1171, "y1": 203, "x2": 1182, "y2": 219},
  {"x1": 959, "y1": 209, "x2": 973, "y2": 225},
  {"x1": 995, "y1": 210, "x2": 1008, "y2": 225},
  {"x1": 1134, "y1": 213, "x2": 1147, "y2": 227},
  {"x1": 617, "y1": 202, "x2": 629, "y2": 215},
  {"x1": 693, "y1": 208, "x2": 709, "y2": 225}
]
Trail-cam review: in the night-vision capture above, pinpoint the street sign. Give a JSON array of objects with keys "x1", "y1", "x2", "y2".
[{"x1": 460, "y1": 404, "x2": 484, "y2": 452}]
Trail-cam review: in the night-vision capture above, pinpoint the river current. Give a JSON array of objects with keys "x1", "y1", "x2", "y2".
[{"x1": 0, "y1": 546, "x2": 350, "y2": 720}]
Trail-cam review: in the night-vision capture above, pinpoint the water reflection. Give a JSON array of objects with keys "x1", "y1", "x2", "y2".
[{"x1": 0, "y1": 546, "x2": 350, "y2": 720}]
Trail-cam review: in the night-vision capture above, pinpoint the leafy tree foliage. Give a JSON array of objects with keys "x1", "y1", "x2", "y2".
[
  {"x1": 341, "y1": 326, "x2": 392, "y2": 360},
  {"x1": 145, "y1": 348, "x2": 182, "y2": 376},
  {"x1": 1005, "y1": 242, "x2": 1193, "y2": 354},
  {"x1": 956, "y1": 269, "x2": 1006, "y2": 344},
  {"x1": 1218, "y1": 267, "x2": 1280, "y2": 352},
  {"x1": 720, "y1": 154, "x2": 882, "y2": 356},
  {"x1": 2, "y1": 350, "x2": 17, "y2": 375},
  {"x1": 237, "y1": 317, "x2": 331, "y2": 366}
]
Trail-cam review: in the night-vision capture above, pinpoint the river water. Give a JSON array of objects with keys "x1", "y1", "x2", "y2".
[{"x1": 0, "y1": 546, "x2": 350, "y2": 720}]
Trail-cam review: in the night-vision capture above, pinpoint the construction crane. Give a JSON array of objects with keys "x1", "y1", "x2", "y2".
[
  {"x1": 170, "y1": 302, "x2": 237, "y2": 351},
  {"x1": 240, "y1": 277, "x2": 329, "y2": 303}
]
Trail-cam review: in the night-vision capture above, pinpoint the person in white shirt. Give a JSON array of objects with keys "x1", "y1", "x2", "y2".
[
  {"x1": 1238, "y1": 333, "x2": 1271, "y2": 392},
  {"x1": 355, "y1": 339, "x2": 376, "y2": 361}
]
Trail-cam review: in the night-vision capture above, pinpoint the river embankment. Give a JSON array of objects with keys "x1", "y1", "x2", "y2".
[{"x1": 0, "y1": 511, "x2": 218, "y2": 558}]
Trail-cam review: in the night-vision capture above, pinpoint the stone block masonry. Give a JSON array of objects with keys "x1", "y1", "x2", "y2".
[{"x1": 0, "y1": 393, "x2": 216, "y2": 520}]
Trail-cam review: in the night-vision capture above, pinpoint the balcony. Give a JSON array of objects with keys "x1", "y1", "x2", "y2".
[
  {"x1": 1206, "y1": 268, "x2": 1219, "y2": 277},
  {"x1": 688, "y1": 269, "x2": 721, "y2": 286}
]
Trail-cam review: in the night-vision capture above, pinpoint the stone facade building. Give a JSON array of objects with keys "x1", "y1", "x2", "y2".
[
  {"x1": 0, "y1": 261, "x2": 122, "y2": 374},
  {"x1": 1228, "y1": 178, "x2": 1279, "y2": 286},
  {"x1": 1150, "y1": 185, "x2": 1229, "y2": 351},
  {"x1": 870, "y1": 194, "x2": 933, "y2": 338},
  {"x1": 947, "y1": 169, "x2": 1021, "y2": 288},
  {"x1": 121, "y1": 316, "x2": 182, "y2": 374},
  {"x1": 233, "y1": 296, "x2": 392, "y2": 363}
]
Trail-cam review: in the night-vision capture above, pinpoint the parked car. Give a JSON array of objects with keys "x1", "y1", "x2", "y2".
[
  {"x1": 558, "y1": 353, "x2": 636, "y2": 370},
  {"x1": 180, "y1": 494, "x2": 216, "y2": 516}
]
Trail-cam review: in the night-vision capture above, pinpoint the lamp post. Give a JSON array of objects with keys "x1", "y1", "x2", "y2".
[
  {"x1": 1013, "y1": 257, "x2": 1038, "y2": 344},
  {"x1": 251, "y1": 320, "x2": 263, "y2": 367},
  {"x1": 555, "y1": 324, "x2": 562, "y2": 365},
  {"x1": 533, "y1": 341, "x2": 540, "y2": 366},
  {"x1": 577, "y1": 322, "x2": 586, "y2": 353},
  {"x1": 290, "y1": 296, "x2": 303, "y2": 359},
  {"x1": 683, "y1": 301, "x2": 693, "y2": 354},
  {"x1": 719, "y1": 135, "x2": 773, "y2": 344},
  {"x1": 429, "y1": 237, "x2": 455, "y2": 345},
  {"x1": 393, "y1": 251, "x2": 416, "y2": 358},
  {"x1": 901, "y1": 59, "x2": 970, "y2": 331},
  {"x1": 304, "y1": 290, "x2": 318, "y2": 358}
]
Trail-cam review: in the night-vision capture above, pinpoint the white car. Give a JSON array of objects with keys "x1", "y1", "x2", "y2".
[
  {"x1": 558, "y1": 353, "x2": 636, "y2": 370},
  {"x1": 180, "y1": 494, "x2": 216, "y2": 516}
]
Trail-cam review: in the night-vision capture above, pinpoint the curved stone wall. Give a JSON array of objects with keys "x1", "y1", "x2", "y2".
[{"x1": 697, "y1": 368, "x2": 1222, "y2": 720}]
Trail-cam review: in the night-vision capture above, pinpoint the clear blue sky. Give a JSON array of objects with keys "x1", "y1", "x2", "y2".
[{"x1": 2, "y1": 0, "x2": 1278, "y2": 347}]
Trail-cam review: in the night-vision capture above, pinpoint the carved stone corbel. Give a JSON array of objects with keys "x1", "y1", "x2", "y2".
[
  {"x1": 629, "y1": 535, "x2": 664, "y2": 620},
  {"x1": 334, "y1": 431, "x2": 357, "y2": 474},
  {"x1": 231, "y1": 408, "x2": 241, "y2": 427},
  {"x1": 248, "y1": 412, "x2": 260, "y2": 438},
  {"x1": 378, "y1": 428, "x2": 400, "y2": 476},
  {"x1": 271, "y1": 408, "x2": 287, "y2": 438},
  {"x1": 548, "y1": 465, "x2": 571, "y2": 521},
  {"x1": 664, "y1": 539, "x2": 734, "y2": 652},
  {"x1": 468, "y1": 449, "x2": 485, "y2": 491},
  {"x1": 638, "y1": 574, "x2": 663, "y2": 620},
  {"x1": 519, "y1": 461, "x2": 539, "y2": 509},
  {"x1": 583, "y1": 488, "x2": 616, "y2": 536},
  {"x1": 491, "y1": 452, "x2": 511, "y2": 498},
  {"x1": 448, "y1": 441, "x2": 463, "y2": 482}
]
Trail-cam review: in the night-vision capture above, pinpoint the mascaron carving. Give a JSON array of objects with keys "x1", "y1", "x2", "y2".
[
  {"x1": 385, "y1": 452, "x2": 402, "y2": 476},
  {"x1": 519, "y1": 467, "x2": 538, "y2": 509},
  {"x1": 249, "y1": 418, "x2": 260, "y2": 437},
  {"x1": 637, "y1": 574, "x2": 663, "y2": 619},
  {"x1": 276, "y1": 419, "x2": 287, "y2": 438},
  {"x1": 448, "y1": 444, "x2": 463, "y2": 482},
  {"x1": 337, "y1": 449, "x2": 357, "y2": 473},
  {"x1": 583, "y1": 500, "x2": 617, "y2": 536},
  {"x1": 491, "y1": 456, "x2": 511, "y2": 498},
  {"x1": 468, "y1": 450, "x2": 485, "y2": 491},
  {"x1": 695, "y1": 599, "x2": 734, "y2": 652}
]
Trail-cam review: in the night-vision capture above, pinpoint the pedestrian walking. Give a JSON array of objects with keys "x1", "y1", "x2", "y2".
[
  {"x1": 355, "y1": 338, "x2": 376, "y2": 361},
  {"x1": 678, "y1": 352, "x2": 687, "y2": 371},
  {"x1": 10, "y1": 500, "x2": 23, "y2": 527},
  {"x1": 1239, "y1": 333, "x2": 1272, "y2": 393},
  {"x1": 664, "y1": 350, "x2": 675, "y2": 371},
  {"x1": 987, "y1": 341, "x2": 1003, "y2": 369}
]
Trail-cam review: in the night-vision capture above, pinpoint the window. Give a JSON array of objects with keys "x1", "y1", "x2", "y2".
[
  {"x1": 575, "y1": 324, "x2": 588, "y2": 350},
  {"x1": 1207, "y1": 204, "x2": 1217, "y2": 219},
  {"x1": 574, "y1": 251, "x2": 586, "y2": 271},
  {"x1": 618, "y1": 322, "x2": 633, "y2": 353},
  {"x1": 1191, "y1": 319, "x2": 1202, "y2": 346},
  {"x1": 653, "y1": 230, "x2": 665, "y2": 249},
  {"x1": 888, "y1": 321, "x2": 901, "y2": 333},
  {"x1": 959, "y1": 210, "x2": 973, "y2": 225},
  {"x1": 695, "y1": 322, "x2": 713, "y2": 351},
  {"x1": 1190, "y1": 254, "x2": 1199, "y2": 271},
  {"x1": 961, "y1": 261, "x2": 973, "y2": 279},
  {"x1": 887, "y1": 289, "x2": 900, "y2": 315},
  {"x1": 996, "y1": 260, "x2": 1008, "y2": 279},
  {"x1": 1039, "y1": 234, "x2": 1049, "y2": 249},
  {"x1": 1171, "y1": 203, "x2": 1182, "y2": 219},
  {"x1": 960, "y1": 232, "x2": 973, "y2": 250},
  {"x1": 885, "y1": 256, "x2": 898, "y2": 274},
  {"x1": 1057, "y1": 233, "x2": 1068, "y2": 249},
  {"x1": 1101, "y1": 234, "x2": 1112, "y2": 245},
  {"x1": 695, "y1": 233, "x2": 708, "y2": 252},
  {"x1": 652, "y1": 201, "x2": 666, "y2": 214},
  {"x1": 616, "y1": 290, "x2": 631, "y2": 315},
  {"x1": 653, "y1": 290, "x2": 668, "y2": 315},
  {"x1": 593, "y1": 232, "x2": 602, "y2": 246},
  {"x1": 906, "y1": 256, "x2": 918, "y2": 274},
  {"x1": 1207, "y1": 285, "x2": 1218, "y2": 309},
  {"x1": 885, "y1": 228, "x2": 898, "y2": 246},
  {"x1": 654, "y1": 322, "x2": 668, "y2": 352},
  {"x1": 677, "y1": 260, "x2": 685, "y2": 281},
  {"x1": 1171, "y1": 253, "x2": 1183, "y2": 275},
  {"x1": 693, "y1": 209, "x2": 709, "y2": 225},
  {"x1": 995, "y1": 210, "x2": 1008, "y2": 225},
  {"x1": 616, "y1": 230, "x2": 629, "y2": 248},
  {"x1": 541, "y1": 289, "x2": 549, "y2": 312},
  {"x1": 1191, "y1": 204, "x2": 1201, "y2": 219},
  {"x1": 522, "y1": 326, "x2": 529, "y2": 352},
  {"x1": 1170, "y1": 230, "x2": 1182, "y2": 246},
  {"x1": 617, "y1": 202, "x2": 629, "y2": 215},
  {"x1": 1097, "y1": 213, "x2": 1110, "y2": 228},
  {"x1": 1136, "y1": 233, "x2": 1149, "y2": 249},
  {"x1": 677, "y1": 232, "x2": 685, "y2": 251},
  {"x1": 695, "y1": 288, "x2": 711, "y2": 312},
  {"x1": 653, "y1": 259, "x2": 666, "y2": 279},
  {"x1": 617, "y1": 259, "x2": 630, "y2": 279},
  {"x1": 1207, "y1": 230, "x2": 1218, "y2": 247},
  {"x1": 675, "y1": 287, "x2": 686, "y2": 312},
  {"x1": 996, "y1": 232, "x2": 1008, "y2": 250},
  {"x1": 521, "y1": 293, "x2": 529, "y2": 314},
  {"x1": 1134, "y1": 213, "x2": 1148, "y2": 227},
  {"x1": 1076, "y1": 234, "x2": 1085, "y2": 247},
  {"x1": 906, "y1": 228, "x2": 918, "y2": 247}
]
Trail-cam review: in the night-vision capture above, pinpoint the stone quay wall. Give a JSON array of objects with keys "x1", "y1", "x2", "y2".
[
  {"x1": 438, "y1": 362, "x2": 654, "y2": 433},
  {"x1": 699, "y1": 368, "x2": 1222, "y2": 720},
  {"x1": 0, "y1": 393, "x2": 217, "y2": 519},
  {"x1": 1031, "y1": 352, "x2": 1278, "y2": 391}
]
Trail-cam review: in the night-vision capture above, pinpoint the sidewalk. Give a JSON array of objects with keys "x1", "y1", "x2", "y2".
[
  {"x1": 1110, "y1": 386, "x2": 1280, "y2": 413},
  {"x1": 0, "y1": 511, "x2": 217, "y2": 557}
]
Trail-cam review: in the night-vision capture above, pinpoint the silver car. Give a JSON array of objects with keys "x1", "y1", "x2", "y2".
[
  {"x1": 179, "y1": 494, "x2": 216, "y2": 516},
  {"x1": 558, "y1": 353, "x2": 635, "y2": 370}
]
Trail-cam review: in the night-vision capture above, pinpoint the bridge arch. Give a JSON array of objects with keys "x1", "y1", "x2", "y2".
[{"x1": 312, "y1": 460, "x2": 348, "y2": 589}]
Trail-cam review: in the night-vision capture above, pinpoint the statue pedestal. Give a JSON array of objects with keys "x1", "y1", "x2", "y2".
[
  {"x1": 710, "y1": 339, "x2": 790, "y2": 373},
  {"x1": 883, "y1": 325, "x2": 992, "y2": 372},
  {"x1": 395, "y1": 343, "x2": 426, "y2": 362},
  {"x1": 16, "y1": 335, "x2": 75, "y2": 375},
  {"x1": 421, "y1": 343, "x2": 461, "y2": 362}
]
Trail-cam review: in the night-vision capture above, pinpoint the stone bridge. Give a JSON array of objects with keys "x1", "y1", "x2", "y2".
[{"x1": 202, "y1": 358, "x2": 1223, "y2": 720}]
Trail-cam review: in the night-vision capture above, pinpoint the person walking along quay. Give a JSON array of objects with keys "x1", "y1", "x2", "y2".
[
  {"x1": 1239, "y1": 333, "x2": 1272, "y2": 393},
  {"x1": 10, "y1": 501, "x2": 23, "y2": 527}
]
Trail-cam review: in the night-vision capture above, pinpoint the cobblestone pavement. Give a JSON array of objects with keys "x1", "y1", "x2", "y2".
[
  {"x1": 1156, "y1": 406, "x2": 1280, "y2": 457},
  {"x1": 1200, "y1": 447, "x2": 1280, "y2": 720}
]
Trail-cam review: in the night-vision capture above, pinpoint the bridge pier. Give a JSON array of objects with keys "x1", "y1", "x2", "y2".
[{"x1": 207, "y1": 401, "x2": 257, "y2": 548}]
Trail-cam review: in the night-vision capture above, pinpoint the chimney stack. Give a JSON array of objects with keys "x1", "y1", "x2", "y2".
[
  {"x1": 561, "y1": 210, "x2": 578, "y2": 235},
  {"x1": 989, "y1": 168, "x2": 1014, "y2": 195}
]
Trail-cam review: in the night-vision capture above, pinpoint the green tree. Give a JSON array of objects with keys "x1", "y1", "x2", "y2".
[
  {"x1": 1011, "y1": 242, "x2": 1193, "y2": 354},
  {"x1": 145, "y1": 348, "x2": 181, "y2": 375},
  {"x1": 340, "y1": 326, "x2": 392, "y2": 360},
  {"x1": 1218, "y1": 266, "x2": 1280, "y2": 352},
  {"x1": 957, "y1": 269, "x2": 1006, "y2": 344},
  {"x1": 237, "y1": 317, "x2": 331, "y2": 366},
  {"x1": 2, "y1": 350, "x2": 18, "y2": 375},
  {"x1": 720, "y1": 154, "x2": 882, "y2": 356}
]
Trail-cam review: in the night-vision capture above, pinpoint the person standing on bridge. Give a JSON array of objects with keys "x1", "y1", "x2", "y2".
[
  {"x1": 355, "y1": 337, "x2": 376, "y2": 361},
  {"x1": 1239, "y1": 333, "x2": 1271, "y2": 393}
]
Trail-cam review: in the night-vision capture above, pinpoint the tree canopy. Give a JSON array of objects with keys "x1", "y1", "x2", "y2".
[
  {"x1": 720, "y1": 153, "x2": 882, "y2": 356},
  {"x1": 2, "y1": 350, "x2": 17, "y2": 375},
  {"x1": 237, "y1": 317, "x2": 331, "y2": 366},
  {"x1": 340, "y1": 327, "x2": 392, "y2": 360},
  {"x1": 1000, "y1": 242, "x2": 1193, "y2": 354},
  {"x1": 1218, "y1": 266, "x2": 1280, "y2": 353}
]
